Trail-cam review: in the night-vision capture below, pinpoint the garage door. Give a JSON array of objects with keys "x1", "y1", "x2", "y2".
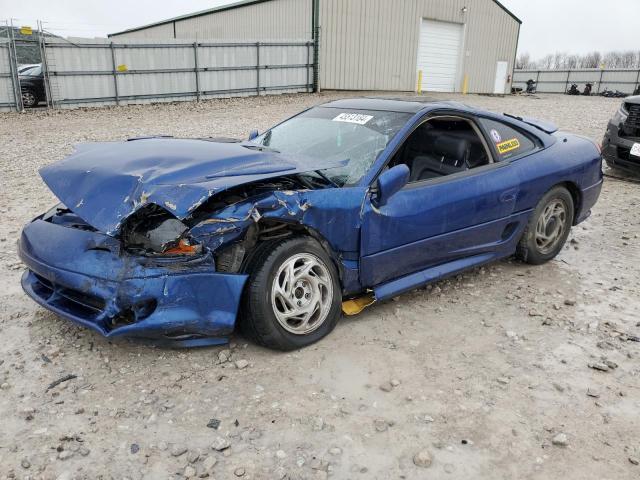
[{"x1": 416, "y1": 19, "x2": 464, "y2": 93}]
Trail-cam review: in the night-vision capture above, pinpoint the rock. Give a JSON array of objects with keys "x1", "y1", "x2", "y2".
[
  {"x1": 276, "y1": 450, "x2": 287, "y2": 459},
  {"x1": 379, "y1": 381, "x2": 393, "y2": 392},
  {"x1": 211, "y1": 436, "x2": 230, "y2": 451},
  {"x1": 603, "y1": 359, "x2": 618, "y2": 369},
  {"x1": 497, "y1": 377, "x2": 510, "y2": 385},
  {"x1": 207, "y1": 418, "x2": 221, "y2": 429},
  {"x1": 586, "y1": 388, "x2": 600, "y2": 398},
  {"x1": 218, "y1": 350, "x2": 230, "y2": 363},
  {"x1": 78, "y1": 446, "x2": 90, "y2": 456},
  {"x1": 235, "y1": 359, "x2": 249, "y2": 369},
  {"x1": 374, "y1": 419, "x2": 390, "y2": 432},
  {"x1": 505, "y1": 331, "x2": 517, "y2": 340},
  {"x1": 184, "y1": 466, "x2": 197, "y2": 478},
  {"x1": 629, "y1": 457, "x2": 639, "y2": 466},
  {"x1": 588, "y1": 362, "x2": 609, "y2": 372},
  {"x1": 21, "y1": 458, "x2": 30, "y2": 469},
  {"x1": 551, "y1": 433, "x2": 568, "y2": 447},
  {"x1": 0, "y1": 382, "x2": 9, "y2": 390},
  {"x1": 444, "y1": 463, "x2": 455, "y2": 473},
  {"x1": 413, "y1": 449, "x2": 433, "y2": 468},
  {"x1": 390, "y1": 379, "x2": 401, "y2": 387},
  {"x1": 329, "y1": 447, "x2": 342, "y2": 456},
  {"x1": 552, "y1": 382, "x2": 565, "y2": 392},
  {"x1": 187, "y1": 450, "x2": 200, "y2": 463},
  {"x1": 58, "y1": 450, "x2": 73, "y2": 460},
  {"x1": 130, "y1": 443, "x2": 140, "y2": 454},
  {"x1": 234, "y1": 467, "x2": 246, "y2": 476},
  {"x1": 202, "y1": 455, "x2": 218, "y2": 471},
  {"x1": 564, "y1": 299, "x2": 576, "y2": 306},
  {"x1": 171, "y1": 445, "x2": 188, "y2": 457}
]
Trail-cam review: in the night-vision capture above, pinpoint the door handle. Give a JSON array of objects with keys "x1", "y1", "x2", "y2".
[{"x1": 499, "y1": 189, "x2": 518, "y2": 203}]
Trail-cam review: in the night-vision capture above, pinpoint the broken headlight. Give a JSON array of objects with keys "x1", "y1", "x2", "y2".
[{"x1": 122, "y1": 205, "x2": 202, "y2": 256}]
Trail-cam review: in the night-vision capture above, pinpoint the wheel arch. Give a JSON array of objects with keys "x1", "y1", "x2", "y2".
[{"x1": 556, "y1": 181, "x2": 581, "y2": 225}]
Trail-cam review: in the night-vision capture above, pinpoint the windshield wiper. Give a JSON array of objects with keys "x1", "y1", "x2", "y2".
[
  {"x1": 313, "y1": 170, "x2": 339, "y2": 188},
  {"x1": 242, "y1": 144, "x2": 280, "y2": 153}
]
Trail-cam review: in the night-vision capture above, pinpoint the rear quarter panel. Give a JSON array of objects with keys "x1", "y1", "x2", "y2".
[{"x1": 511, "y1": 132, "x2": 603, "y2": 222}]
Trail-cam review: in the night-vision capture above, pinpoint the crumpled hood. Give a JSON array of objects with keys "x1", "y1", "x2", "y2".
[{"x1": 40, "y1": 138, "x2": 342, "y2": 235}]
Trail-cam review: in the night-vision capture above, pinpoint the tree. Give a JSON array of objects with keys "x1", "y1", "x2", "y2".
[{"x1": 516, "y1": 52, "x2": 531, "y2": 69}]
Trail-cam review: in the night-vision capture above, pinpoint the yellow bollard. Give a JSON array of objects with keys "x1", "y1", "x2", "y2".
[
  {"x1": 462, "y1": 74, "x2": 469, "y2": 95},
  {"x1": 417, "y1": 70, "x2": 423, "y2": 94}
]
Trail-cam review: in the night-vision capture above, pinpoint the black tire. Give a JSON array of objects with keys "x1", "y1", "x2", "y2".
[
  {"x1": 516, "y1": 186, "x2": 574, "y2": 265},
  {"x1": 21, "y1": 89, "x2": 38, "y2": 108},
  {"x1": 240, "y1": 236, "x2": 342, "y2": 350}
]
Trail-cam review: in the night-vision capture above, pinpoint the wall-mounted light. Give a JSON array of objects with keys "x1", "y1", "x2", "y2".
[{"x1": 461, "y1": 6, "x2": 468, "y2": 13}]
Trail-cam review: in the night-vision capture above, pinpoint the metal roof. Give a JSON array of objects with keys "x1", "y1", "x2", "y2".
[{"x1": 108, "y1": 0, "x2": 521, "y2": 37}]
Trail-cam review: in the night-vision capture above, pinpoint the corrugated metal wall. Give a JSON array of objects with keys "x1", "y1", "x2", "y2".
[
  {"x1": 44, "y1": 39, "x2": 313, "y2": 109},
  {"x1": 0, "y1": 40, "x2": 17, "y2": 111},
  {"x1": 514, "y1": 69, "x2": 640, "y2": 95},
  {"x1": 111, "y1": 0, "x2": 312, "y2": 41},
  {"x1": 110, "y1": 0, "x2": 520, "y2": 94},
  {"x1": 319, "y1": 0, "x2": 519, "y2": 93}
]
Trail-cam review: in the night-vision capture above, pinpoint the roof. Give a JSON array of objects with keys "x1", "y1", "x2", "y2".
[
  {"x1": 109, "y1": 0, "x2": 521, "y2": 37},
  {"x1": 318, "y1": 97, "x2": 474, "y2": 114}
]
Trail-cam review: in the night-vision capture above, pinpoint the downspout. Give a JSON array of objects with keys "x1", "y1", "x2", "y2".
[
  {"x1": 312, "y1": 0, "x2": 320, "y2": 92},
  {"x1": 510, "y1": 21, "x2": 521, "y2": 94}
]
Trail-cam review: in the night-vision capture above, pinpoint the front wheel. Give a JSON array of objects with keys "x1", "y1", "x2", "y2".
[
  {"x1": 241, "y1": 237, "x2": 342, "y2": 350},
  {"x1": 516, "y1": 186, "x2": 574, "y2": 265}
]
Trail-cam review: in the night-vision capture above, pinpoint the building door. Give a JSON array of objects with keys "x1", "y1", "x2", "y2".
[
  {"x1": 416, "y1": 19, "x2": 464, "y2": 93},
  {"x1": 493, "y1": 61, "x2": 508, "y2": 94}
]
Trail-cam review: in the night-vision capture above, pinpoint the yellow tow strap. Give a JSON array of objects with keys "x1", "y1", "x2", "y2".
[{"x1": 342, "y1": 293, "x2": 376, "y2": 316}]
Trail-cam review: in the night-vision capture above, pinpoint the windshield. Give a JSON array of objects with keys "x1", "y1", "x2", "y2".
[
  {"x1": 20, "y1": 65, "x2": 42, "y2": 76},
  {"x1": 254, "y1": 107, "x2": 411, "y2": 186}
]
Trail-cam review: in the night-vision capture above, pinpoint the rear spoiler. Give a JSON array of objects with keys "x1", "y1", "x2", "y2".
[{"x1": 504, "y1": 113, "x2": 558, "y2": 134}]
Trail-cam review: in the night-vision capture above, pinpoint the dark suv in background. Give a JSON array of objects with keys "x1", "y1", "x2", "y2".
[
  {"x1": 602, "y1": 96, "x2": 640, "y2": 173},
  {"x1": 19, "y1": 64, "x2": 45, "y2": 108}
]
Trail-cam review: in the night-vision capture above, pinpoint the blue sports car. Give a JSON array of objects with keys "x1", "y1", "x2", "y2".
[{"x1": 19, "y1": 97, "x2": 603, "y2": 350}]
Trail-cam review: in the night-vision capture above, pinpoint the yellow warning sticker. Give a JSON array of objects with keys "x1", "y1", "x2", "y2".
[
  {"x1": 20, "y1": 26, "x2": 33, "y2": 35},
  {"x1": 497, "y1": 138, "x2": 520, "y2": 154},
  {"x1": 116, "y1": 64, "x2": 128, "y2": 72}
]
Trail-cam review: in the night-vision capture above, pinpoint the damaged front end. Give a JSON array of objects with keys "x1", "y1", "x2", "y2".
[{"x1": 19, "y1": 138, "x2": 360, "y2": 346}]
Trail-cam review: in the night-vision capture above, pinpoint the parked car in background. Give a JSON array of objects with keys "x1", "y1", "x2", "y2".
[
  {"x1": 19, "y1": 64, "x2": 45, "y2": 108},
  {"x1": 18, "y1": 98, "x2": 603, "y2": 350},
  {"x1": 602, "y1": 95, "x2": 640, "y2": 172}
]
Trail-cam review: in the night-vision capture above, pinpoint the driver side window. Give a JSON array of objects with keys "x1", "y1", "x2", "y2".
[{"x1": 390, "y1": 117, "x2": 492, "y2": 183}]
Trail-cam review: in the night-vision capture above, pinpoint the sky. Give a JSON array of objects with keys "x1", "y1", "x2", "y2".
[{"x1": 1, "y1": 0, "x2": 639, "y2": 61}]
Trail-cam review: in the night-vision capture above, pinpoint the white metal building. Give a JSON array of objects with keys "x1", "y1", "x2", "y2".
[{"x1": 110, "y1": 0, "x2": 521, "y2": 94}]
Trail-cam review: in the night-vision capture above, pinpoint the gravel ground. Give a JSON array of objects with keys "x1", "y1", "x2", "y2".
[{"x1": 0, "y1": 92, "x2": 639, "y2": 480}]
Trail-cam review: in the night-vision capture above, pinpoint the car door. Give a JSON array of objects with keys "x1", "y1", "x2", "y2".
[{"x1": 359, "y1": 113, "x2": 524, "y2": 288}]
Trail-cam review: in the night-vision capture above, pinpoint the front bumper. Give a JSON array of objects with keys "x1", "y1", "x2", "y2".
[
  {"x1": 602, "y1": 121, "x2": 640, "y2": 172},
  {"x1": 18, "y1": 219, "x2": 248, "y2": 347}
]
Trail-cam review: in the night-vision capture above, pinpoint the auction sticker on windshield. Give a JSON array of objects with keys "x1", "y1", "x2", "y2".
[
  {"x1": 333, "y1": 113, "x2": 374, "y2": 125},
  {"x1": 631, "y1": 143, "x2": 640, "y2": 157},
  {"x1": 497, "y1": 138, "x2": 520, "y2": 155}
]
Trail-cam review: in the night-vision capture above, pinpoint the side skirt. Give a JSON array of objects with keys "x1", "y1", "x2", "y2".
[{"x1": 373, "y1": 251, "x2": 512, "y2": 302}]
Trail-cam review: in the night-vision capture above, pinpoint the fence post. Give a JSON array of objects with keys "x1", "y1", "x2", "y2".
[
  {"x1": 37, "y1": 20, "x2": 53, "y2": 109},
  {"x1": 564, "y1": 70, "x2": 570, "y2": 93},
  {"x1": 597, "y1": 69, "x2": 604, "y2": 94},
  {"x1": 635, "y1": 69, "x2": 640, "y2": 94},
  {"x1": 256, "y1": 42, "x2": 260, "y2": 96},
  {"x1": 110, "y1": 42, "x2": 119, "y2": 106},
  {"x1": 312, "y1": 0, "x2": 320, "y2": 92},
  {"x1": 193, "y1": 42, "x2": 200, "y2": 101},
  {"x1": 306, "y1": 41, "x2": 311, "y2": 93},
  {"x1": 7, "y1": 21, "x2": 23, "y2": 111}
]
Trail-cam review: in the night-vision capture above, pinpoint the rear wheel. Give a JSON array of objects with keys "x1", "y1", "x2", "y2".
[
  {"x1": 241, "y1": 237, "x2": 342, "y2": 350},
  {"x1": 516, "y1": 186, "x2": 574, "y2": 265}
]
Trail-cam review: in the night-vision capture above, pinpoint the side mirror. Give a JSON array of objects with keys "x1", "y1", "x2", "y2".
[
  {"x1": 374, "y1": 164, "x2": 410, "y2": 207},
  {"x1": 248, "y1": 129, "x2": 259, "y2": 141}
]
